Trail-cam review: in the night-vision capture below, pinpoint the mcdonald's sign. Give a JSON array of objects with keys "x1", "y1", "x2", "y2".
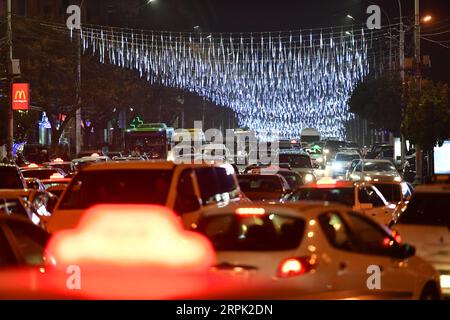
[{"x1": 12, "y1": 83, "x2": 29, "y2": 110}]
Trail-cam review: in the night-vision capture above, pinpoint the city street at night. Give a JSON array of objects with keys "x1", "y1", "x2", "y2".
[{"x1": 0, "y1": 0, "x2": 450, "y2": 308}]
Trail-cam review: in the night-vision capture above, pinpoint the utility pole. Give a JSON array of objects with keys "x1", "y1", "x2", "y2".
[
  {"x1": 414, "y1": 0, "x2": 423, "y2": 184},
  {"x1": 398, "y1": 0, "x2": 406, "y2": 167},
  {"x1": 75, "y1": 0, "x2": 84, "y2": 157},
  {"x1": 6, "y1": 0, "x2": 13, "y2": 160}
]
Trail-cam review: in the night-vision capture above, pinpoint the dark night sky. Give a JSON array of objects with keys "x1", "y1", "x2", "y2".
[{"x1": 129, "y1": 0, "x2": 449, "y2": 84}]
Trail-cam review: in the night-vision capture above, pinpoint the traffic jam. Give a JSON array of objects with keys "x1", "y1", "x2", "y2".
[{"x1": 1, "y1": 130, "x2": 449, "y2": 300}]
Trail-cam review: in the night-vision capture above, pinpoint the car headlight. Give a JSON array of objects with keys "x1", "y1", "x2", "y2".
[
  {"x1": 440, "y1": 275, "x2": 450, "y2": 289},
  {"x1": 316, "y1": 158, "x2": 323, "y2": 163},
  {"x1": 304, "y1": 174, "x2": 314, "y2": 183},
  {"x1": 351, "y1": 174, "x2": 361, "y2": 181},
  {"x1": 324, "y1": 149, "x2": 330, "y2": 154},
  {"x1": 364, "y1": 176, "x2": 372, "y2": 182},
  {"x1": 332, "y1": 163, "x2": 342, "y2": 170},
  {"x1": 394, "y1": 177, "x2": 402, "y2": 182}
]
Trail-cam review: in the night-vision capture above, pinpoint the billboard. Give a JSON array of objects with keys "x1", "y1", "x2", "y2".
[
  {"x1": 434, "y1": 141, "x2": 450, "y2": 174},
  {"x1": 12, "y1": 83, "x2": 29, "y2": 110}
]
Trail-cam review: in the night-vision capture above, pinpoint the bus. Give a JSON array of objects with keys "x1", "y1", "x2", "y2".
[{"x1": 125, "y1": 123, "x2": 174, "y2": 160}]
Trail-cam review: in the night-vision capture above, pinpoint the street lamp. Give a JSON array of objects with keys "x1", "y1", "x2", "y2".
[
  {"x1": 346, "y1": 14, "x2": 356, "y2": 21},
  {"x1": 422, "y1": 15, "x2": 432, "y2": 23}
]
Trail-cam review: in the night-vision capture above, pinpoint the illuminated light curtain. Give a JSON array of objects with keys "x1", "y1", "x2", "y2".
[{"x1": 62, "y1": 24, "x2": 393, "y2": 140}]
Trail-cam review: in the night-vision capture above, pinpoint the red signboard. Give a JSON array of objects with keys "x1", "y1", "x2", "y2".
[{"x1": 12, "y1": 83, "x2": 29, "y2": 110}]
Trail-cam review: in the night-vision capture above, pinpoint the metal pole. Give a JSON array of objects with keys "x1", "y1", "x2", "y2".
[
  {"x1": 398, "y1": 0, "x2": 407, "y2": 168},
  {"x1": 6, "y1": 0, "x2": 13, "y2": 160},
  {"x1": 75, "y1": 0, "x2": 84, "y2": 157},
  {"x1": 414, "y1": 0, "x2": 423, "y2": 184}
]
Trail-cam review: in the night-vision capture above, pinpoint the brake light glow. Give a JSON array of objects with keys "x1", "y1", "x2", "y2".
[
  {"x1": 235, "y1": 208, "x2": 266, "y2": 216},
  {"x1": 46, "y1": 204, "x2": 215, "y2": 271},
  {"x1": 278, "y1": 256, "x2": 316, "y2": 278},
  {"x1": 391, "y1": 230, "x2": 402, "y2": 244}
]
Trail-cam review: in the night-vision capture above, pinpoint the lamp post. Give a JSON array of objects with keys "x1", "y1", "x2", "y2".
[{"x1": 6, "y1": 0, "x2": 13, "y2": 160}]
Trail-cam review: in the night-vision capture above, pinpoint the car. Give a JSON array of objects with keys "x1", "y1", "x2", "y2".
[
  {"x1": 237, "y1": 174, "x2": 291, "y2": 202},
  {"x1": 284, "y1": 178, "x2": 396, "y2": 225},
  {"x1": 0, "y1": 216, "x2": 50, "y2": 268},
  {"x1": 71, "y1": 155, "x2": 111, "y2": 172},
  {"x1": 0, "y1": 189, "x2": 57, "y2": 227},
  {"x1": 202, "y1": 144, "x2": 234, "y2": 163},
  {"x1": 24, "y1": 178, "x2": 46, "y2": 191},
  {"x1": 47, "y1": 161, "x2": 246, "y2": 233},
  {"x1": 303, "y1": 145, "x2": 325, "y2": 170},
  {"x1": 194, "y1": 202, "x2": 441, "y2": 299},
  {"x1": 349, "y1": 160, "x2": 402, "y2": 183},
  {"x1": 367, "y1": 144, "x2": 394, "y2": 160},
  {"x1": 43, "y1": 159, "x2": 73, "y2": 177},
  {"x1": 321, "y1": 140, "x2": 347, "y2": 164},
  {"x1": 245, "y1": 166, "x2": 303, "y2": 190},
  {"x1": 331, "y1": 151, "x2": 362, "y2": 179},
  {"x1": 390, "y1": 183, "x2": 450, "y2": 297},
  {"x1": 20, "y1": 166, "x2": 67, "y2": 180},
  {"x1": 0, "y1": 164, "x2": 27, "y2": 189},
  {"x1": 278, "y1": 150, "x2": 316, "y2": 184}
]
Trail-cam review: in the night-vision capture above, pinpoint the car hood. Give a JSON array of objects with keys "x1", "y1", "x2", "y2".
[{"x1": 363, "y1": 172, "x2": 401, "y2": 180}]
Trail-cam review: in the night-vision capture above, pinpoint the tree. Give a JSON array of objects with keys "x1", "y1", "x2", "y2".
[
  {"x1": 403, "y1": 80, "x2": 450, "y2": 152},
  {"x1": 348, "y1": 74, "x2": 404, "y2": 134}
]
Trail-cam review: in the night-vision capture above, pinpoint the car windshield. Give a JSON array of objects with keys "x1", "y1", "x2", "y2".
[
  {"x1": 59, "y1": 170, "x2": 173, "y2": 210},
  {"x1": 288, "y1": 187, "x2": 355, "y2": 206},
  {"x1": 278, "y1": 172, "x2": 302, "y2": 189},
  {"x1": 398, "y1": 193, "x2": 450, "y2": 226},
  {"x1": 22, "y1": 169, "x2": 64, "y2": 180},
  {"x1": 238, "y1": 175, "x2": 283, "y2": 193},
  {"x1": 336, "y1": 154, "x2": 360, "y2": 162},
  {"x1": 197, "y1": 213, "x2": 305, "y2": 251},
  {"x1": 372, "y1": 184, "x2": 402, "y2": 202},
  {"x1": 0, "y1": 168, "x2": 23, "y2": 189},
  {"x1": 279, "y1": 154, "x2": 312, "y2": 168},
  {"x1": 363, "y1": 162, "x2": 396, "y2": 172}
]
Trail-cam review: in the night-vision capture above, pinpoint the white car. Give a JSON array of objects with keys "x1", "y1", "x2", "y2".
[
  {"x1": 284, "y1": 179, "x2": 397, "y2": 226},
  {"x1": 331, "y1": 151, "x2": 361, "y2": 179},
  {"x1": 202, "y1": 144, "x2": 233, "y2": 163},
  {"x1": 391, "y1": 183, "x2": 450, "y2": 297},
  {"x1": 350, "y1": 160, "x2": 402, "y2": 183},
  {"x1": 47, "y1": 161, "x2": 245, "y2": 233},
  {"x1": 194, "y1": 202, "x2": 441, "y2": 299}
]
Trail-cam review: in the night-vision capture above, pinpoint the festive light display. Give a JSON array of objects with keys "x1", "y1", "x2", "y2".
[{"x1": 59, "y1": 23, "x2": 397, "y2": 139}]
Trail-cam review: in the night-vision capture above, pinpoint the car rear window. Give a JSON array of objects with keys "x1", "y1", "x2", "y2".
[
  {"x1": 279, "y1": 154, "x2": 312, "y2": 168},
  {"x1": 288, "y1": 187, "x2": 355, "y2": 206},
  {"x1": 372, "y1": 183, "x2": 402, "y2": 202},
  {"x1": 22, "y1": 169, "x2": 64, "y2": 180},
  {"x1": 363, "y1": 162, "x2": 396, "y2": 172},
  {"x1": 59, "y1": 170, "x2": 173, "y2": 210},
  {"x1": 195, "y1": 167, "x2": 240, "y2": 204},
  {"x1": 238, "y1": 175, "x2": 283, "y2": 193},
  {"x1": 0, "y1": 167, "x2": 23, "y2": 189},
  {"x1": 336, "y1": 154, "x2": 360, "y2": 162},
  {"x1": 197, "y1": 213, "x2": 305, "y2": 251},
  {"x1": 397, "y1": 193, "x2": 450, "y2": 226}
]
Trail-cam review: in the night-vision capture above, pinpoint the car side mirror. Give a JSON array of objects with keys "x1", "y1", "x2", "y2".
[
  {"x1": 360, "y1": 203, "x2": 374, "y2": 210},
  {"x1": 393, "y1": 244, "x2": 416, "y2": 259}
]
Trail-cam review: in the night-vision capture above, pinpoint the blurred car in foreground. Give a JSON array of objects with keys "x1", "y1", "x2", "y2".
[
  {"x1": 390, "y1": 183, "x2": 450, "y2": 297},
  {"x1": 237, "y1": 174, "x2": 291, "y2": 202},
  {"x1": 0, "y1": 164, "x2": 27, "y2": 189},
  {"x1": 194, "y1": 202, "x2": 440, "y2": 299},
  {"x1": 47, "y1": 161, "x2": 245, "y2": 233},
  {"x1": 0, "y1": 216, "x2": 50, "y2": 268},
  {"x1": 349, "y1": 160, "x2": 402, "y2": 183},
  {"x1": 284, "y1": 178, "x2": 396, "y2": 225}
]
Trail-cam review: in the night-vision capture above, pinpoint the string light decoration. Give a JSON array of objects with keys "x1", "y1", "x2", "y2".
[{"x1": 57, "y1": 23, "x2": 398, "y2": 140}]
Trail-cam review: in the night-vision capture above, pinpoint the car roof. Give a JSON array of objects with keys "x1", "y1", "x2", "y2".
[
  {"x1": 0, "y1": 189, "x2": 32, "y2": 197},
  {"x1": 361, "y1": 159, "x2": 393, "y2": 164},
  {"x1": 297, "y1": 180, "x2": 356, "y2": 189},
  {"x1": 199, "y1": 201, "x2": 344, "y2": 219},
  {"x1": 79, "y1": 161, "x2": 232, "y2": 171},
  {"x1": 278, "y1": 149, "x2": 309, "y2": 155}
]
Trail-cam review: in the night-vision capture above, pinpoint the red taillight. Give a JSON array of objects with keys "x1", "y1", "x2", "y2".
[{"x1": 278, "y1": 256, "x2": 316, "y2": 278}]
